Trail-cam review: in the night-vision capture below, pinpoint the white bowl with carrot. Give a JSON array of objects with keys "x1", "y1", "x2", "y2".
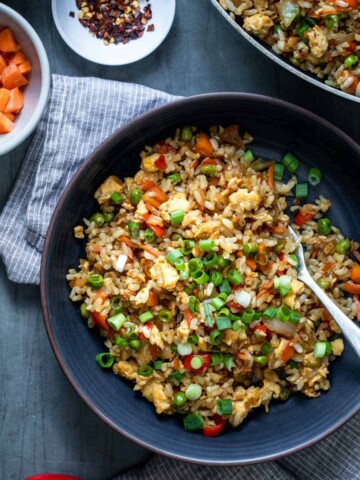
[{"x1": 0, "y1": 4, "x2": 50, "y2": 156}]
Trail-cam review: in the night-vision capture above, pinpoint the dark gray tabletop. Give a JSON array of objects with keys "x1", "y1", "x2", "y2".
[{"x1": 0, "y1": 1, "x2": 359, "y2": 479}]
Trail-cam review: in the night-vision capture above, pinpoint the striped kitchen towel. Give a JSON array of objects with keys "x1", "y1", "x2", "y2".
[{"x1": 0, "y1": 74, "x2": 178, "y2": 284}]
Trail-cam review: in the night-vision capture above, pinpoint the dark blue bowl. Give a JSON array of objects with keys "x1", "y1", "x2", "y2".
[{"x1": 41, "y1": 94, "x2": 360, "y2": 464}]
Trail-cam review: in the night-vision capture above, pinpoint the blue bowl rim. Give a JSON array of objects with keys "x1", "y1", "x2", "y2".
[{"x1": 40, "y1": 92, "x2": 360, "y2": 465}]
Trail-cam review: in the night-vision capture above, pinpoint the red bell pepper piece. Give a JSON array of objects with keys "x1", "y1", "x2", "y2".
[
  {"x1": 154, "y1": 154, "x2": 166, "y2": 170},
  {"x1": 182, "y1": 353, "x2": 211, "y2": 373},
  {"x1": 142, "y1": 213, "x2": 166, "y2": 237},
  {"x1": 200, "y1": 157, "x2": 217, "y2": 166},
  {"x1": 184, "y1": 309, "x2": 194, "y2": 324},
  {"x1": 91, "y1": 311, "x2": 110, "y2": 331},
  {"x1": 203, "y1": 415, "x2": 226, "y2": 437}
]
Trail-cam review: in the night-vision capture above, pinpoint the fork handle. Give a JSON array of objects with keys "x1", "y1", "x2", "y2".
[{"x1": 300, "y1": 272, "x2": 360, "y2": 359}]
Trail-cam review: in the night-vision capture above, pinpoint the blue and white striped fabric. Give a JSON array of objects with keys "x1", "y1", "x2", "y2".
[
  {"x1": 1, "y1": 74, "x2": 359, "y2": 478},
  {"x1": 0, "y1": 74, "x2": 178, "y2": 284}
]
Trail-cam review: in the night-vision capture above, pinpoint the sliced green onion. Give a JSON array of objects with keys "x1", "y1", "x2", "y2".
[
  {"x1": 110, "y1": 296, "x2": 123, "y2": 312},
  {"x1": 243, "y1": 242, "x2": 259, "y2": 256},
  {"x1": 277, "y1": 305, "x2": 291, "y2": 322},
  {"x1": 243, "y1": 150, "x2": 254, "y2": 163},
  {"x1": 174, "y1": 257, "x2": 185, "y2": 271},
  {"x1": 232, "y1": 319, "x2": 246, "y2": 332},
  {"x1": 314, "y1": 341, "x2": 332, "y2": 358},
  {"x1": 115, "y1": 335, "x2": 128, "y2": 347},
  {"x1": 173, "y1": 391, "x2": 187, "y2": 407},
  {"x1": 189, "y1": 295, "x2": 200, "y2": 314},
  {"x1": 128, "y1": 221, "x2": 140, "y2": 239},
  {"x1": 168, "y1": 172, "x2": 181, "y2": 185},
  {"x1": 286, "y1": 254, "x2": 299, "y2": 268},
  {"x1": 179, "y1": 264, "x2": 190, "y2": 280},
  {"x1": 211, "y1": 352, "x2": 223, "y2": 366},
  {"x1": 137, "y1": 365, "x2": 154, "y2": 377},
  {"x1": 170, "y1": 209, "x2": 185, "y2": 226},
  {"x1": 184, "y1": 282, "x2": 196, "y2": 295},
  {"x1": 199, "y1": 239, "x2": 216, "y2": 251},
  {"x1": 210, "y1": 296, "x2": 226, "y2": 310},
  {"x1": 274, "y1": 163, "x2": 284, "y2": 182},
  {"x1": 210, "y1": 271, "x2": 223, "y2": 286},
  {"x1": 318, "y1": 218, "x2": 332, "y2": 235},
  {"x1": 158, "y1": 309, "x2": 173, "y2": 323},
  {"x1": 325, "y1": 14, "x2": 339, "y2": 30},
  {"x1": 171, "y1": 370, "x2": 184, "y2": 383},
  {"x1": 215, "y1": 316, "x2": 232, "y2": 331},
  {"x1": 153, "y1": 360, "x2": 164, "y2": 370},
  {"x1": 253, "y1": 355, "x2": 268, "y2": 365},
  {"x1": 263, "y1": 306, "x2": 277, "y2": 319},
  {"x1": 261, "y1": 342, "x2": 273, "y2": 355},
  {"x1": 289, "y1": 310, "x2": 301, "y2": 323},
  {"x1": 274, "y1": 275, "x2": 292, "y2": 290},
  {"x1": 217, "y1": 257, "x2": 230, "y2": 269},
  {"x1": 210, "y1": 329, "x2": 224, "y2": 345},
  {"x1": 217, "y1": 292, "x2": 228, "y2": 301},
  {"x1": 295, "y1": 183, "x2": 308, "y2": 199},
  {"x1": 287, "y1": 360, "x2": 298, "y2": 369},
  {"x1": 181, "y1": 126, "x2": 193, "y2": 142},
  {"x1": 242, "y1": 308, "x2": 255, "y2": 324},
  {"x1": 219, "y1": 279, "x2": 231, "y2": 294},
  {"x1": 80, "y1": 303, "x2": 89, "y2": 319},
  {"x1": 129, "y1": 338, "x2": 141, "y2": 350},
  {"x1": 177, "y1": 343, "x2": 193, "y2": 356},
  {"x1": 124, "y1": 324, "x2": 136, "y2": 338},
  {"x1": 192, "y1": 270, "x2": 209, "y2": 285},
  {"x1": 90, "y1": 212, "x2": 105, "y2": 226},
  {"x1": 144, "y1": 228, "x2": 156, "y2": 243},
  {"x1": 188, "y1": 334, "x2": 199, "y2": 346},
  {"x1": 200, "y1": 165, "x2": 216, "y2": 177},
  {"x1": 96, "y1": 352, "x2": 114, "y2": 368},
  {"x1": 139, "y1": 311, "x2": 154, "y2": 323},
  {"x1": 188, "y1": 257, "x2": 203, "y2": 273},
  {"x1": 107, "y1": 312, "x2": 127, "y2": 331},
  {"x1": 203, "y1": 301, "x2": 213, "y2": 327},
  {"x1": 224, "y1": 354, "x2": 235, "y2": 371},
  {"x1": 183, "y1": 412, "x2": 204, "y2": 431},
  {"x1": 278, "y1": 286, "x2": 291, "y2": 297},
  {"x1": 216, "y1": 399, "x2": 233, "y2": 416},
  {"x1": 190, "y1": 355, "x2": 204, "y2": 369},
  {"x1": 219, "y1": 307, "x2": 230, "y2": 316},
  {"x1": 203, "y1": 252, "x2": 218, "y2": 269},
  {"x1": 104, "y1": 211, "x2": 115, "y2": 223},
  {"x1": 166, "y1": 249, "x2": 183, "y2": 266},
  {"x1": 275, "y1": 238, "x2": 287, "y2": 253},
  {"x1": 227, "y1": 268, "x2": 243, "y2": 285},
  {"x1": 308, "y1": 167, "x2": 322, "y2": 186},
  {"x1": 129, "y1": 188, "x2": 143, "y2": 205},
  {"x1": 282, "y1": 153, "x2": 300, "y2": 173},
  {"x1": 185, "y1": 383, "x2": 202, "y2": 400},
  {"x1": 87, "y1": 273, "x2": 104, "y2": 289},
  {"x1": 181, "y1": 239, "x2": 195, "y2": 255},
  {"x1": 110, "y1": 192, "x2": 124, "y2": 204}
]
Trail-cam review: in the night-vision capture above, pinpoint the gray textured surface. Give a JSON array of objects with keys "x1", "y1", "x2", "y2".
[{"x1": 0, "y1": 1, "x2": 359, "y2": 479}]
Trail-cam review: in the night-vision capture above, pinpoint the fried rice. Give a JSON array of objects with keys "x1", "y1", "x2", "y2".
[
  {"x1": 219, "y1": 0, "x2": 360, "y2": 97},
  {"x1": 67, "y1": 124, "x2": 359, "y2": 435}
]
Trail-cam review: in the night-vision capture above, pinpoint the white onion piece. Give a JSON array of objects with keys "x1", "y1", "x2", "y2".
[
  {"x1": 234, "y1": 290, "x2": 251, "y2": 308},
  {"x1": 177, "y1": 343, "x2": 192, "y2": 356},
  {"x1": 115, "y1": 254, "x2": 128, "y2": 272},
  {"x1": 264, "y1": 318, "x2": 298, "y2": 337}
]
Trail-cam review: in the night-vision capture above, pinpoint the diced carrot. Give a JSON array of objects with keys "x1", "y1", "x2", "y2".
[
  {"x1": 200, "y1": 157, "x2": 217, "y2": 166},
  {"x1": 322, "y1": 262, "x2": 335, "y2": 273},
  {"x1": 2, "y1": 63, "x2": 28, "y2": 89},
  {"x1": 343, "y1": 282, "x2": 360, "y2": 295},
  {"x1": 0, "y1": 54, "x2": 7, "y2": 74},
  {"x1": 143, "y1": 185, "x2": 168, "y2": 206},
  {"x1": 267, "y1": 163, "x2": 274, "y2": 190},
  {"x1": 173, "y1": 357, "x2": 181, "y2": 370},
  {"x1": 350, "y1": 265, "x2": 360, "y2": 284},
  {"x1": 147, "y1": 291, "x2": 158, "y2": 307},
  {"x1": 272, "y1": 224, "x2": 286, "y2": 235},
  {"x1": 18, "y1": 60, "x2": 31, "y2": 75},
  {"x1": 0, "y1": 112, "x2": 14, "y2": 133},
  {"x1": 9, "y1": 49, "x2": 27, "y2": 65},
  {"x1": 4, "y1": 112, "x2": 15, "y2": 121},
  {"x1": 94, "y1": 291, "x2": 108, "y2": 302},
  {"x1": 142, "y1": 244, "x2": 160, "y2": 257},
  {"x1": 281, "y1": 341, "x2": 295, "y2": 362},
  {"x1": 141, "y1": 179, "x2": 157, "y2": 191},
  {"x1": 246, "y1": 257, "x2": 257, "y2": 271},
  {"x1": 91, "y1": 311, "x2": 110, "y2": 331},
  {"x1": 322, "y1": 308, "x2": 333, "y2": 323},
  {"x1": 0, "y1": 28, "x2": 20, "y2": 53},
  {"x1": 184, "y1": 309, "x2": 194, "y2": 324},
  {"x1": 194, "y1": 132, "x2": 214, "y2": 157},
  {"x1": 4, "y1": 87, "x2": 24, "y2": 113},
  {"x1": 0, "y1": 88, "x2": 10, "y2": 111}
]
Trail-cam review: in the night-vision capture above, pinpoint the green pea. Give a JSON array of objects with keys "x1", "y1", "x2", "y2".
[
  {"x1": 130, "y1": 188, "x2": 143, "y2": 205},
  {"x1": 335, "y1": 239, "x2": 351, "y2": 255},
  {"x1": 317, "y1": 218, "x2": 332, "y2": 235},
  {"x1": 80, "y1": 303, "x2": 89, "y2": 319},
  {"x1": 90, "y1": 213, "x2": 105, "y2": 226},
  {"x1": 180, "y1": 126, "x2": 193, "y2": 142},
  {"x1": 110, "y1": 192, "x2": 124, "y2": 204},
  {"x1": 129, "y1": 338, "x2": 141, "y2": 350},
  {"x1": 344, "y1": 54, "x2": 359, "y2": 69},
  {"x1": 325, "y1": 14, "x2": 339, "y2": 31},
  {"x1": 173, "y1": 391, "x2": 187, "y2": 407},
  {"x1": 318, "y1": 279, "x2": 330, "y2": 290},
  {"x1": 104, "y1": 211, "x2": 115, "y2": 222},
  {"x1": 87, "y1": 273, "x2": 104, "y2": 289}
]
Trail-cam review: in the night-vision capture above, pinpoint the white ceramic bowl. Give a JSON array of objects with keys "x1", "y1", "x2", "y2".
[
  {"x1": 52, "y1": 0, "x2": 176, "y2": 66},
  {"x1": 0, "y1": 4, "x2": 50, "y2": 157}
]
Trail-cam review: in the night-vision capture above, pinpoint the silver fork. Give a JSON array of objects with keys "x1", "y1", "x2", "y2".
[{"x1": 288, "y1": 226, "x2": 360, "y2": 359}]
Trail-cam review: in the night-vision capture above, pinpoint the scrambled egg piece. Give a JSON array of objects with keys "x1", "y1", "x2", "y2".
[
  {"x1": 141, "y1": 153, "x2": 163, "y2": 172},
  {"x1": 150, "y1": 257, "x2": 179, "y2": 290},
  {"x1": 229, "y1": 189, "x2": 262, "y2": 211},
  {"x1": 159, "y1": 193, "x2": 190, "y2": 222},
  {"x1": 331, "y1": 338, "x2": 344, "y2": 356},
  {"x1": 95, "y1": 175, "x2": 123, "y2": 204},
  {"x1": 243, "y1": 14, "x2": 274, "y2": 39},
  {"x1": 131, "y1": 285, "x2": 150, "y2": 307},
  {"x1": 283, "y1": 279, "x2": 305, "y2": 309},
  {"x1": 254, "y1": 0, "x2": 268, "y2": 10},
  {"x1": 149, "y1": 324, "x2": 164, "y2": 349},
  {"x1": 141, "y1": 379, "x2": 172, "y2": 414},
  {"x1": 176, "y1": 319, "x2": 191, "y2": 343},
  {"x1": 306, "y1": 26, "x2": 328, "y2": 58},
  {"x1": 113, "y1": 360, "x2": 137, "y2": 380}
]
